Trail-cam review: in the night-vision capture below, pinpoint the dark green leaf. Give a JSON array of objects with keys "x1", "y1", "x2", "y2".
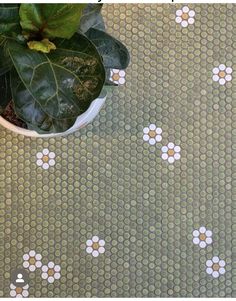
[
  {"x1": 0, "y1": 72, "x2": 11, "y2": 114},
  {"x1": 26, "y1": 116, "x2": 76, "y2": 134},
  {"x1": 20, "y1": 4, "x2": 85, "y2": 39},
  {"x1": 0, "y1": 38, "x2": 13, "y2": 76},
  {"x1": 11, "y1": 70, "x2": 76, "y2": 134},
  {"x1": 0, "y1": 4, "x2": 20, "y2": 36},
  {"x1": 8, "y1": 33, "x2": 105, "y2": 120},
  {"x1": 85, "y1": 28, "x2": 130, "y2": 70},
  {"x1": 79, "y1": 4, "x2": 105, "y2": 33}
]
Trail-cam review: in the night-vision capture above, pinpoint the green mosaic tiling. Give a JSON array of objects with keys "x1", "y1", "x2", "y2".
[{"x1": 1, "y1": 3, "x2": 236, "y2": 297}]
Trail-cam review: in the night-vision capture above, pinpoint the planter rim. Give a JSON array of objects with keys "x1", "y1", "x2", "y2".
[{"x1": 0, "y1": 95, "x2": 106, "y2": 138}]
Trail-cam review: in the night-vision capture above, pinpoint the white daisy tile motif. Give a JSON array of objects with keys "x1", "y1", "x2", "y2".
[
  {"x1": 36, "y1": 148, "x2": 55, "y2": 170},
  {"x1": 10, "y1": 283, "x2": 29, "y2": 298},
  {"x1": 212, "y1": 64, "x2": 232, "y2": 85},
  {"x1": 23, "y1": 250, "x2": 42, "y2": 272},
  {"x1": 110, "y1": 69, "x2": 126, "y2": 85},
  {"x1": 175, "y1": 6, "x2": 195, "y2": 27},
  {"x1": 161, "y1": 143, "x2": 181, "y2": 164},
  {"x1": 143, "y1": 124, "x2": 162, "y2": 145},
  {"x1": 41, "y1": 262, "x2": 61, "y2": 283},
  {"x1": 86, "y1": 236, "x2": 105, "y2": 257},
  {"x1": 206, "y1": 256, "x2": 226, "y2": 278},
  {"x1": 192, "y1": 227, "x2": 212, "y2": 248}
]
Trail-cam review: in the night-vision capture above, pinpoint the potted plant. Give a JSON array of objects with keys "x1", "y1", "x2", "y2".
[{"x1": 0, "y1": 4, "x2": 130, "y2": 137}]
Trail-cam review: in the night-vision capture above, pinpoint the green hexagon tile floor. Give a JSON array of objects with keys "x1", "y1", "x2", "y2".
[{"x1": 0, "y1": 3, "x2": 236, "y2": 297}]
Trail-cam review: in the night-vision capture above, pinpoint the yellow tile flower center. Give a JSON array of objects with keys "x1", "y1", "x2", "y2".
[
  {"x1": 48, "y1": 268, "x2": 55, "y2": 276},
  {"x1": 199, "y1": 233, "x2": 206, "y2": 241},
  {"x1": 92, "y1": 242, "x2": 99, "y2": 250},
  {"x1": 29, "y1": 257, "x2": 36, "y2": 265},
  {"x1": 168, "y1": 149, "x2": 175, "y2": 156},
  {"x1": 148, "y1": 130, "x2": 156, "y2": 138},
  {"x1": 16, "y1": 287, "x2": 23, "y2": 294},
  {"x1": 212, "y1": 263, "x2": 220, "y2": 271},
  {"x1": 219, "y1": 71, "x2": 226, "y2": 78},
  {"x1": 112, "y1": 74, "x2": 120, "y2": 81},
  {"x1": 42, "y1": 155, "x2": 49, "y2": 163},
  {"x1": 182, "y1": 13, "x2": 189, "y2": 20}
]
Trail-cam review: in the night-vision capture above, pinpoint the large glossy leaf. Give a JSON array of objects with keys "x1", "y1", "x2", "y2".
[
  {"x1": 0, "y1": 4, "x2": 20, "y2": 36},
  {"x1": 0, "y1": 72, "x2": 11, "y2": 114},
  {"x1": 7, "y1": 33, "x2": 105, "y2": 120},
  {"x1": 0, "y1": 38, "x2": 12, "y2": 76},
  {"x1": 11, "y1": 70, "x2": 76, "y2": 134},
  {"x1": 85, "y1": 28, "x2": 130, "y2": 69},
  {"x1": 20, "y1": 4, "x2": 85, "y2": 39},
  {"x1": 79, "y1": 4, "x2": 105, "y2": 34}
]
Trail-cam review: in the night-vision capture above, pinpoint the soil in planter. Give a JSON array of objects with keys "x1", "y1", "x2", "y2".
[{"x1": 1, "y1": 100, "x2": 27, "y2": 129}]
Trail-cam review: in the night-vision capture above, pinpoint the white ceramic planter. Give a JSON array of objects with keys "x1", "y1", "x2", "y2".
[{"x1": 0, "y1": 95, "x2": 106, "y2": 138}]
